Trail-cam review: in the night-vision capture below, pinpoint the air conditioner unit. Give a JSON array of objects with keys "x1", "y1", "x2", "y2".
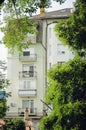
[{"x1": 10, "y1": 103, "x2": 16, "y2": 107}]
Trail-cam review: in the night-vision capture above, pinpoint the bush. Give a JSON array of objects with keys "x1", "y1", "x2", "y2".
[{"x1": 3, "y1": 118, "x2": 25, "y2": 130}]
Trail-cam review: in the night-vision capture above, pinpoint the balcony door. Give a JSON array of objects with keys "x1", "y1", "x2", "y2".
[
  {"x1": 22, "y1": 64, "x2": 34, "y2": 77},
  {"x1": 22, "y1": 100, "x2": 34, "y2": 114}
]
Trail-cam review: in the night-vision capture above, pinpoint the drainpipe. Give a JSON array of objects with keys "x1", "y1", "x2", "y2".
[
  {"x1": 45, "y1": 19, "x2": 48, "y2": 94},
  {"x1": 43, "y1": 20, "x2": 58, "y2": 112},
  {"x1": 39, "y1": 8, "x2": 57, "y2": 112},
  {"x1": 45, "y1": 21, "x2": 57, "y2": 90},
  {"x1": 40, "y1": 19, "x2": 57, "y2": 96}
]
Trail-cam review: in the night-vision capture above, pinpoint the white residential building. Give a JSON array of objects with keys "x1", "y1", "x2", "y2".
[
  {"x1": 6, "y1": 8, "x2": 74, "y2": 128},
  {"x1": 47, "y1": 23, "x2": 74, "y2": 70},
  {"x1": 7, "y1": 43, "x2": 45, "y2": 117},
  {"x1": 39, "y1": 8, "x2": 74, "y2": 70}
]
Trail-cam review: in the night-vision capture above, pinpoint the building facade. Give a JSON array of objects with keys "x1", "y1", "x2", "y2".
[
  {"x1": 6, "y1": 8, "x2": 74, "y2": 125},
  {"x1": 7, "y1": 43, "x2": 45, "y2": 117}
]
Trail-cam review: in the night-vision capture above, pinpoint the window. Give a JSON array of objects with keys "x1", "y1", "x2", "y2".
[
  {"x1": 23, "y1": 51, "x2": 30, "y2": 56},
  {"x1": 49, "y1": 28, "x2": 51, "y2": 38},
  {"x1": 61, "y1": 51, "x2": 65, "y2": 54},
  {"x1": 49, "y1": 63, "x2": 52, "y2": 69},
  {"x1": 22, "y1": 100, "x2": 34, "y2": 113},
  {"x1": 57, "y1": 44, "x2": 66, "y2": 55},
  {"x1": 72, "y1": 51, "x2": 74, "y2": 55},
  {"x1": 22, "y1": 64, "x2": 34, "y2": 71},
  {"x1": 29, "y1": 66, "x2": 34, "y2": 77},
  {"x1": 23, "y1": 81, "x2": 30, "y2": 89},
  {"x1": 22, "y1": 64, "x2": 35, "y2": 77},
  {"x1": 19, "y1": 80, "x2": 36, "y2": 90},
  {"x1": 57, "y1": 51, "x2": 65, "y2": 54},
  {"x1": 23, "y1": 48, "x2": 34, "y2": 56},
  {"x1": 58, "y1": 61, "x2": 65, "y2": 65},
  {"x1": 49, "y1": 45, "x2": 51, "y2": 56}
]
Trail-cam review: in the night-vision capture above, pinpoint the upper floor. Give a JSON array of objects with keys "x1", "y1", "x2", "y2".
[{"x1": 19, "y1": 50, "x2": 37, "y2": 62}]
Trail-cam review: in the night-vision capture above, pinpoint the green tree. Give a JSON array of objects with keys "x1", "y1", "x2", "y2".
[
  {"x1": 0, "y1": 0, "x2": 51, "y2": 53},
  {"x1": 0, "y1": 60, "x2": 10, "y2": 118},
  {"x1": 3, "y1": 118, "x2": 25, "y2": 130},
  {"x1": 0, "y1": 0, "x2": 65, "y2": 7},
  {"x1": 39, "y1": 57, "x2": 86, "y2": 130},
  {"x1": 39, "y1": 0, "x2": 86, "y2": 129},
  {"x1": 0, "y1": 0, "x2": 66, "y2": 53},
  {"x1": 55, "y1": 0, "x2": 86, "y2": 56},
  {"x1": 1, "y1": 17, "x2": 37, "y2": 53}
]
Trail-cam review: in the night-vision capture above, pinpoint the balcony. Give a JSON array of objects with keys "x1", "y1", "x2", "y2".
[
  {"x1": 19, "y1": 54, "x2": 37, "y2": 61},
  {"x1": 6, "y1": 107, "x2": 44, "y2": 118},
  {"x1": 18, "y1": 89, "x2": 37, "y2": 97},
  {"x1": 18, "y1": 108, "x2": 37, "y2": 116},
  {"x1": 19, "y1": 71, "x2": 37, "y2": 79}
]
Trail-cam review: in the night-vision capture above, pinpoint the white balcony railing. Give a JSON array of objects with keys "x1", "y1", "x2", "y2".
[
  {"x1": 18, "y1": 89, "x2": 37, "y2": 97},
  {"x1": 18, "y1": 108, "x2": 37, "y2": 116},
  {"x1": 19, "y1": 54, "x2": 37, "y2": 61},
  {"x1": 19, "y1": 71, "x2": 37, "y2": 78}
]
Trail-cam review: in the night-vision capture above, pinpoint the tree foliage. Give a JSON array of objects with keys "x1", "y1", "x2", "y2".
[
  {"x1": 39, "y1": 57, "x2": 86, "y2": 130},
  {"x1": 39, "y1": 0, "x2": 86, "y2": 129},
  {"x1": 0, "y1": 61, "x2": 10, "y2": 118},
  {"x1": 3, "y1": 118, "x2": 25, "y2": 130},
  {"x1": 0, "y1": 0, "x2": 51, "y2": 53},
  {"x1": 1, "y1": 17, "x2": 37, "y2": 53},
  {"x1": 0, "y1": 0, "x2": 65, "y2": 8},
  {"x1": 0, "y1": 0, "x2": 65, "y2": 52},
  {"x1": 0, "y1": 0, "x2": 66, "y2": 52},
  {"x1": 55, "y1": 0, "x2": 86, "y2": 56},
  {"x1": 0, "y1": 0, "x2": 52, "y2": 17}
]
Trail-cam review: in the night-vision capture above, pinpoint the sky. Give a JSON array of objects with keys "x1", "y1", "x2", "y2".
[
  {"x1": 0, "y1": 0, "x2": 75, "y2": 61},
  {"x1": 45, "y1": 0, "x2": 75, "y2": 12}
]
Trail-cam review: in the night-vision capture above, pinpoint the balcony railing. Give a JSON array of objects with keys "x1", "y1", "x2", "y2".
[
  {"x1": 19, "y1": 71, "x2": 37, "y2": 78},
  {"x1": 18, "y1": 89, "x2": 37, "y2": 97},
  {"x1": 19, "y1": 54, "x2": 37, "y2": 61},
  {"x1": 18, "y1": 108, "x2": 37, "y2": 116}
]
